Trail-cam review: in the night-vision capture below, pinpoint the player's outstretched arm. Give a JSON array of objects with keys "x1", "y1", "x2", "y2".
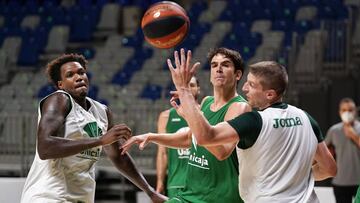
[
  {"x1": 37, "y1": 92, "x2": 130, "y2": 160},
  {"x1": 103, "y1": 108, "x2": 168, "y2": 202},
  {"x1": 121, "y1": 128, "x2": 192, "y2": 154},
  {"x1": 312, "y1": 141, "x2": 337, "y2": 181}
]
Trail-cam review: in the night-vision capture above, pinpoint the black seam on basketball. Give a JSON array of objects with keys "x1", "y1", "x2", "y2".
[{"x1": 142, "y1": 16, "x2": 186, "y2": 39}]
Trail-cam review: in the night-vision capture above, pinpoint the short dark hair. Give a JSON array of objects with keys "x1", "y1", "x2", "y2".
[
  {"x1": 339, "y1": 97, "x2": 355, "y2": 106},
  {"x1": 249, "y1": 61, "x2": 288, "y2": 97},
  {"x1": 46, "y1": 53, "x2": 88, "y2": 87},
  {"x1": 207, "y1": 47, "x2": 244, "y2": 74}
]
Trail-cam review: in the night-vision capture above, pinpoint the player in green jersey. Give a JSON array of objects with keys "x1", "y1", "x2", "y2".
[
  {"x1": 156, "y1": 76, "x2": 200, "y2": 197},
  {"x1": 122, "y1": 48, "x2": 251, "y2": 202}
]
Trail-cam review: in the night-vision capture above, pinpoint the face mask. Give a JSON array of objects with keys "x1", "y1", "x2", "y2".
[{"x1": 340, "y1": 111, "x2": 355, "y2": 123}]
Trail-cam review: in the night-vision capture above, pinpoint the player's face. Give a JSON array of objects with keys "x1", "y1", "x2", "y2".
[
  {"x1": 57, "y1": 62, "x2": 89, "y2": 99},
  {"x1": 189, "y1": 77, "x2": 200, "y2": 100},
  {"x1": 242, "y1": 73, "x2": 268, "y2": 109},
  {"x1": 210, "y1": 54, "x2": 241, "y2": 88}
]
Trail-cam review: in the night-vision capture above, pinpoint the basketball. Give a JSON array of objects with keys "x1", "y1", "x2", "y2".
[{"x1": 141, "y1": 1, "x2": 190, "y2": 49}]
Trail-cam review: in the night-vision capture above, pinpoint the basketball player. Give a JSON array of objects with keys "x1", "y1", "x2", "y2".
[
  {"x1": 167, "y1": 51, "x2": 337, "y2": 202},
  {"x1": 21, "y1": 54, "x2": 166, "y2": 203},
  {"x1": 156, "y1": 76, "x2": 200, "y2": 197},
  {"x1": 123, "y1": 48, "x2": 251, "y2": 202}
]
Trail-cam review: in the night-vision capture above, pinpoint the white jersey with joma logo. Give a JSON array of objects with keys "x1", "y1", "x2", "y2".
[
  {"x1": 228, "y1": 103, "x2": 322, "y2": 203},
  {"x1": 21, "y1": 90, "x2": 108, "y2": 203}
]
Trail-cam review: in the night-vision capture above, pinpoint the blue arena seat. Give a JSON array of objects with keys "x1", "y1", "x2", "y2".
[{"x1": 140, "y1": 84, "x2": 162, "y2": 101}]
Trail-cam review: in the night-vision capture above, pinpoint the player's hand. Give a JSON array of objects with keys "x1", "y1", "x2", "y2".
[
  {"x1": 167, "y1": 48, "x2": 200, "y2": 90},
  {"x1": 120, "y1": 133, "x2": 151, "y2": 155},
  {"x1": 169, "y1": 92, "x2": 185, "y2": 118},
  {"x1": 149, "y1": 190, "x2": 168, "y2": 203},
  {"x1": 100, "y1": 124, "x2": 131, "y2": 146}
]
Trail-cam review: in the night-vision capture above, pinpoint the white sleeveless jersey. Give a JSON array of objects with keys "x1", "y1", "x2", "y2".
[
  {"x1": 21, "y1": 90, "x2": 108, "y2": 203},
  {"x1": 235, "y1": 104, "x2": 320, "y2": 203}
]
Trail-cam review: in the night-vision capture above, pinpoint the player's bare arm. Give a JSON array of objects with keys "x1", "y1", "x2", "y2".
[
  {"x1": 103, "y1": 107, "x2": 168, "y2": 202},
  {"x1": 37, "y1": 92, "x2": 130, "y2": 160},
  {"x1": 156, "y1": 109, "x2": 170, "y2": 194},
  {"x1": 121, "y1": 128, "x2": 192, "y2": 154},
  {"x1": 312, "y1": 141, "x2": 337, "y2": 180}
]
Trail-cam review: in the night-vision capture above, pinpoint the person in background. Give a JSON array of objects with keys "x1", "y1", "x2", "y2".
[{"x1": 325, "y1": 98, "x2": 360, "y2": 203}]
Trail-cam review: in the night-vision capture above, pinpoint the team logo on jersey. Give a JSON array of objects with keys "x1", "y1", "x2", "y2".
[
  {"x1": 188, "y1": 153, "x2": 209, "y2": 170},
  {"x1": 177, "y1": 149, "x2": 190, "y2": 158},
  {"x1": 273, "y1": 117, "x2": 303, "y2": 128},
  {"x1": 83, "y1": 122, "x2": 103, "y2": 137},
  {"x1": 78, "y1": 147, "x2": 101, "y2": 161},
  {"x1": 171, "y1": 118, "x2": 182, "y2": 122}
]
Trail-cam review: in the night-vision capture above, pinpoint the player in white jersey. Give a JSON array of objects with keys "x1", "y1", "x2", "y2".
[
  {"x1": 166, "y1": 50, "x2": 337, "y2": 203},
  {"x1": 21, "y1": 54, "x2": 167, "y2": 203}
]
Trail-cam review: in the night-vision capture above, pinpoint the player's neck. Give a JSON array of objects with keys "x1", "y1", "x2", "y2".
[{"x1": 212, "y1": 87, "x2": 238, "y2": 109}]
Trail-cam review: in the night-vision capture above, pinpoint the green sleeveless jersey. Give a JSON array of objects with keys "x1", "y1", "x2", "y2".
[
  {"x1": 166, "y1": 108, "x2": 190, "y2": 191},
  {"x1": 178, "y1": 96, "x2": 246, "y2": 203}
]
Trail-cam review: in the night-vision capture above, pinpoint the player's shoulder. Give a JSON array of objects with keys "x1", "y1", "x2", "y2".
[
  {"x1": 158, "y1": 108, "x2": 171, "y2": 120},
  {"x1": 40, "y1": 90, "x2": 71, "y2": 107},
  {"x1": 225, "y1": 102, "x2": 251, "y2": 120},
  {"x1": 228, "y1": 100, "x2": 251, "y2": 113},
  {"x1": 200, "y1": 96, "x2": 212, "y2": 106}
]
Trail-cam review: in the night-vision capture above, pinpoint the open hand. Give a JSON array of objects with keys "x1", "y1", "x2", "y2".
[
  {"x1": 120, "y1": 133, "x2": 151, "y2": 155},
  {"x1": 167, "y1": 48, "x2": 200, "y2": 90}
]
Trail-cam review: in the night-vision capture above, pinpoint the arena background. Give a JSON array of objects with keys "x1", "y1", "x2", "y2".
[{"x1": 0, "y1": 0, "x2": 359, "y2": 202}]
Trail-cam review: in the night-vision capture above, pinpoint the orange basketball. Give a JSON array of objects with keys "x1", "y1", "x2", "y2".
[{"x1": 141, "y1": 1, "x2": 190, "y2": 49}]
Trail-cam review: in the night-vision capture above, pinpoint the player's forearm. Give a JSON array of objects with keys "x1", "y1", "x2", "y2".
[
  {"x1": 178, "y1": 88, "x2": 214, "y2": 145},
  {"x1": 37, "y1": 136, "x2": 102, "y2": 160},
  {"x1": 312, "y1": 162, "x2": 336, "y2": 181},
  {"x1": 156, "y1": 150, "x2": 168, "y2": 185},
  {"x1": 106, "y1": 145, "x2": 156, "y2": 195},
  {"x1": 149, "y1": 133, "x2": 190, "y2": 149}
]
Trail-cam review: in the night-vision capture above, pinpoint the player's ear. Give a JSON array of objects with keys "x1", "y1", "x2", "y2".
[
  {"x1": 235, "y1": 70, "x2": 242, "y2": 81},
  {"x1": 266, "y1": 89, "x2": 277, "y2": 101},
  {"x1": 57, "y1": 81, "x2": 63, "y2": 89}
]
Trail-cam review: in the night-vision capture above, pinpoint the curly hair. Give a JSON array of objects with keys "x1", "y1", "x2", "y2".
[{"x1": 46, "y1": 53, "x2": 88, "y2": 87}]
